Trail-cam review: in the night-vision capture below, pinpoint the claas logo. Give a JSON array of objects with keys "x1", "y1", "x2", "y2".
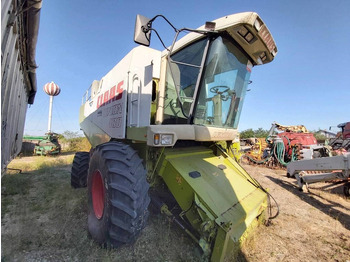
[{"x1": 97, "y1": 81, "x2": 124, "y2": 109}]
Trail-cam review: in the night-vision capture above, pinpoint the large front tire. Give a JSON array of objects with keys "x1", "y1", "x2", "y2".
[{"x1": 87, "y1": 142, "x2": 150, "y2": 247}]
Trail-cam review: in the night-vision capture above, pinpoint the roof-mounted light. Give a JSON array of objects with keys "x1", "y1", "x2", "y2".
[
  {"x1": 205, "y1": 21, "x2": 216, "y2": 31},
  {"x1": 245, "y1": 32, "x2": 254, "y2": 42},
  {"x1": 259, "y1": 52, "x2": 267, "y2": 62},
  {"x1": 238, "y1": 26, "x2": 248, "y2": 36},
  {"x1": 271, "y1": 47, "x2": 277, "y2": 57},
  {"x1": 238, "y1": 26, "x2": 255, "y2": 43},
  {"x1": 254, "y1": 17, "x2": 263, "y2": 31}
]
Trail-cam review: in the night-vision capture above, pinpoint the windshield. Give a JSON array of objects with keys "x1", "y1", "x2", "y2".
[
  {"x1": 163, "y1": 38, "x2": 207, "y2": 124},
  {"x1": 194, "y1": 36, "x2": 251, "y2": 128},
  {"x1": 162, "y1": 35, "x2": 251, "y2": 128}
]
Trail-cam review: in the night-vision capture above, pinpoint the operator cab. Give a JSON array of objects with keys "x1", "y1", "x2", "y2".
[
  {"x1": 163, "y1": 34, "x2": 252, "y2": 129},
  {"x1": 135, "y1": 12, "x2": 276, "y2": 133}
]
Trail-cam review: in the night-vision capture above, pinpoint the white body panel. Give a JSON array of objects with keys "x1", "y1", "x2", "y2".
[
  {"x1": 80, "y1": 46, "x2": 161, "y2": 143},
  {"x1": 287, "y1": 153, "x2": 350, "y2": 191},
  {"x1": 287, "y1": 153, "x2": 350, "y2": 176}
]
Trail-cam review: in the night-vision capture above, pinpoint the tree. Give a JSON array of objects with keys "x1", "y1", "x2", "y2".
[
  {"x1": 61, "y1": 130, "x2": 80, "y2": 140},
  {"x1": 255, "y1": 128, "x2": 269, "y2": 138},
  {"x1": 239, "y1": 128, "x2": 269, "y2": 139},
  {"x1": 240, "y1": 129, "x2": 254, "y2": 139}
]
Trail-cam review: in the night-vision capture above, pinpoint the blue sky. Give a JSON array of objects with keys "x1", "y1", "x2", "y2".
[{"x1": 24, "y1": 0, "x2": 350, "y2": 136}]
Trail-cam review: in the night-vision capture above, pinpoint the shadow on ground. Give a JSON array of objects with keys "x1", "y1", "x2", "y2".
[{"x1": 266, "y1": 176, "x2": 350, "y2": 230}]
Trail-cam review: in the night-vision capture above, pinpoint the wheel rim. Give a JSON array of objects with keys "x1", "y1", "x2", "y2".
[{"x1": 92, "y1": 170, "x2": 105, "y2": 219}]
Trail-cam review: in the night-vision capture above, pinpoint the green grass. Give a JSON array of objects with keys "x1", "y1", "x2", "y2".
[
  {"x1": 1, "y1": 173, "x2": 32, "y2": 219},
  {"x1": 1, "y1": 174, "x2": 31, "y2": 196}
]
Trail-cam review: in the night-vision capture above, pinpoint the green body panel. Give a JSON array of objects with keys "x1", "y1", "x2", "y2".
[
  {"x1": 34, "y1": 143, "x2": 60, "y2": 156},
  {"x1": 23, "y1": 135, "x2": 47, "y2": 140},
  {"x1": 157, "y1": 146, "x2": 267, "y2": 261},
  {"x1": 126, "y1": 127, "x2": 148, "y2": 142}
]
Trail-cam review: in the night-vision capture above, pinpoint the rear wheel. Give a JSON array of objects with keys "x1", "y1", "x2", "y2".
[
  {"x1": 71, "y1": 152, "x2": 90, "y2": 188},
  {"x1": 87, "y1": 141, "x2": 150, "y2": 247}
]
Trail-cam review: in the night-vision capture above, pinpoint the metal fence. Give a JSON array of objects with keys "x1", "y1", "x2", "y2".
[{"x1": 1, "y1": 0, "x2": 42, "y2": 172}]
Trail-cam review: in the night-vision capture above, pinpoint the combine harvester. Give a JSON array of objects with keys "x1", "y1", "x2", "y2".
[
  {"x1": 72, "y1": 12, "x2": 278, "y2": 260},
  {"x1": 243, "y1": 122, "x2": 331, "y2": 168}
]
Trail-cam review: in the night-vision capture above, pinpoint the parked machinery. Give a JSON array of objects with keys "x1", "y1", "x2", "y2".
[
  {"x1": 329, "y1": 122, "x2": 350, "y2": 153},
  {"x1": 243, "y1": 122, "x2": 331, "y2": 168},
  {"x1": 286, "y1": 122, "x2": 350, "y2": 196},
  {"x1": 287, "y1": 153, "x2": 350, "y2": 197},
  {"x1": 22, "y1": 133, "x2": 61, "y2": 156},
  {"x1": 71, "y1": 12, "x2": 278, "y2": 261}
]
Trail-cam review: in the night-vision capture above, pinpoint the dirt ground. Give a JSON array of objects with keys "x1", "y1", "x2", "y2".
[
  {"x1": 241, "y1": 163, "x2": 350, "y2": 261},
  {"x1": 1, "y1": 154, "x2": 350, "y2": 261}
]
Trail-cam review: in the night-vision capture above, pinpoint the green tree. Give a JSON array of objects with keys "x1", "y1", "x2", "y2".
[
  {"x1": 239, "y1": 128, "x2": 269, "y2": 139},
  {"x1": 240, "y1": 129, "x2": 254, "y2": 139},
  {"x1": 312, "y1": 130, "x2": 327, "y2": 143},
  {"x1": 62, "y1": 130, "x2": 80, "y2": 140},
  {"x1": 254, "y1": 128, "x2": 269, "y2": 138}
]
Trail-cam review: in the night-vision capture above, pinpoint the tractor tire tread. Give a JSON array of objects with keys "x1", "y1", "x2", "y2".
[
  {"x1": 71, "y1": 151, "x2": 90, "y2": 188},
  {"x1": 88, "y1": 141, "x2": 150, "y2": 248}
]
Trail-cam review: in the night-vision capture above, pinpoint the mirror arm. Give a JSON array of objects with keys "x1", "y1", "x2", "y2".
[
  {"x1": 148, "y1": 15, "x2": 178, "y2": 32},
  {"x1": 148, "y1": 28, "x2": 170, "y2": 51}
]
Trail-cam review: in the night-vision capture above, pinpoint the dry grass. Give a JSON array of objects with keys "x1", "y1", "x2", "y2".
[
  {"x1": 2, "y1": 154, "x2": 199, "y2": 262},
  {"x1": 241, "y1": 164, "x2": 350, "y2": 262},
  {"x1": 2, "y1": 154, "x2": 350, "y2": 261}
]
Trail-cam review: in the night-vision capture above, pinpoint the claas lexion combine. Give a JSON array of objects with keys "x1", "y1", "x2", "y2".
[{"x1": 71, "y1": 12, "x2": 278, "y2": 261}]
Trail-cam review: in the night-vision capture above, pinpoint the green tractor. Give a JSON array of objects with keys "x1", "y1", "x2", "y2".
[
  {"x1": 71, "y1": 12, "x2": 278, "y2": 261},
  {"x1": 22, "y1": 133, "x2": 61, "y2": 156}
]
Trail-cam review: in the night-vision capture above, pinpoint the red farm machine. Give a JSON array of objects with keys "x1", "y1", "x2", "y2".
[
  {"x1": 242, "y1": 122, "x2": 331, "y2": 168},
  {"x1": 71, "y1": 12, "x2": 278, "y2": 261}
]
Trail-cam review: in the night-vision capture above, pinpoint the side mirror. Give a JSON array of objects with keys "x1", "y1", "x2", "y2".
[{"x1": 134, "y1": 14, "x2": 152, "y2": 46}]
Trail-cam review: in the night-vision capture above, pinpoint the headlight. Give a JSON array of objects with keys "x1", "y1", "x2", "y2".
[
  {"x1": 150, "y1": 131, "x2": 177, "y2": 147},
  {"x1": 161, "y1": 134, "x2": 174, "y2": 145}
]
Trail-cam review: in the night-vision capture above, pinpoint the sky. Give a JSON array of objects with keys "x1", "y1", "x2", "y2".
[{"x1": 24, "y1": 0, "x2": 350, "y2": 136}]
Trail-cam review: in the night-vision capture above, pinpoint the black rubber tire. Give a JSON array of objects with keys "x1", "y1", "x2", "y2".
[
  {"x1": 87, "y1": 141, "x2": 150, "y2": 248},
  {"x1": 71, "y1": 152, "x2": 90, "y2": 188}
]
